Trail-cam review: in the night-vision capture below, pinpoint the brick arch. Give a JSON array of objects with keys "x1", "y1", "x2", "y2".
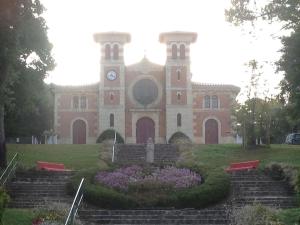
[
  {"x1": 202, "y1": 117, "x2": 221, "y2": 144},
  {"x1": 72, "y1": 119, "x2": 87, "y2": 144}
]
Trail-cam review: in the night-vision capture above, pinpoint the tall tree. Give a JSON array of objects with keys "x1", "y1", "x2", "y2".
[
  {"x1": 226, "y1": 0, "x2": 300, "y2": 123},
  {"x1": 0, "y1": 0, "x2": 54, "y2": 167}
]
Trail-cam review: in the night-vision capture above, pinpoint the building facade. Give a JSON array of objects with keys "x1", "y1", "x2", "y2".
[{"x1": 54, "y1": 32, "x2": 240, "y2": 144}]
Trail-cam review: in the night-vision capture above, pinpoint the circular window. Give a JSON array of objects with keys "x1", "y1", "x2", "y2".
[{"x1": 133, "y1": 79, "x2": 158, "y2": 106}]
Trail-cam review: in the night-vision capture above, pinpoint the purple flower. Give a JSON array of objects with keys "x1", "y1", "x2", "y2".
[{"x1": 95, "y1": 165, "x2": 202, "y2": 191}]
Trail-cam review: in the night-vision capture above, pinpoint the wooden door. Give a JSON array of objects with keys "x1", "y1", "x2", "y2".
[
  {"x1": 73, "y1": 119, "x2": 86, "y2": 144},
  {"x1": 205, "y1": 119, "x2": 218, "y2": 144},
  {"x1": 136, "y1": 117, "x2": 155, "y2": 144}
]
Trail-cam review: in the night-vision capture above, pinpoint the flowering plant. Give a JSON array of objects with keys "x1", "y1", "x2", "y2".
[{"x1": 95, "y1": 165, "x2": 201, "y2": 191}]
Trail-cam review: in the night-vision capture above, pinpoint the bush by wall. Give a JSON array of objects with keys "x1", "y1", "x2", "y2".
[
  {"x1": 96, "y1": 129, "x2": 124, "y2": 144},
  {"x1": 67, "y1": 166, "x2": 230, "y2": 209}
]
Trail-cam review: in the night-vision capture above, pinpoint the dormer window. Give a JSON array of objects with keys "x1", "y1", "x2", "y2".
[
  {"x1": 172, "y1": 44, "x2": 177, "y2": 59},
  {"x1": 113, "y1": 44, "x2": 119, "y2": 60},
  {"x1": 180, "y1": 44, "x2": 185, "y2": 59},
  {"x1": 105, "y1": 44, "x2": 111, "y2": 60}
]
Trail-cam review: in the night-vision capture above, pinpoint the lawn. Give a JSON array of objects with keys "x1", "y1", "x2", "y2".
[
  {"x1": 7, "y1": 144, "x2": 300, "y2": 171},
  {"x1": 7, "y1": 144, "x2": 103, "y2": 170},
  {"x1": 189, "y1": 144, "x2": 300, "y2": 170},
  {"x1": 2, "y1": 208, "x2": 34, "y2": 225}
]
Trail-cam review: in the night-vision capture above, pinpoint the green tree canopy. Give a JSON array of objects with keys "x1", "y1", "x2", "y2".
[
  {"x1": 0, "y1": 0, "x2": 54, "y2": 167},
  {"x1": 226, "y1": 0, "x2": 300, "y2": 126}
]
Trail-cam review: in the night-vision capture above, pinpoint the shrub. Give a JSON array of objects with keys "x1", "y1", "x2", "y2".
[
  {"x1": 174, "y1": 169, "x2": 230, "y2": 208},
  {"x1": 68, "y1": 166, "x2": 229, "y2": 209},
  {"x1": 32, "y1": 202, "x2": 83, "y2": 225},
  {"x1": 168, "y1": 132, "x2": 191, "y2": 144},
  {"x1": 96, "y1": 129, "x2": 124, "y2": 143},
  {"x1": 0, "y1": 187, "x2": 10, "y2": 223},
  {"x1": 231, "y1": 204, "x2": 283, "y2": 225},
  {"x1": 264, "y1": 162, "x2": 299, "y2": 193}
]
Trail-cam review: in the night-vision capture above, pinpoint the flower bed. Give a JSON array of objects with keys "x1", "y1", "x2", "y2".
[
  {"x1": 67, "y1": 165, "x2": 230, "y2": 209},
  {"x1": 95, "y1": 165, "x2": 202, "y2": 191}
]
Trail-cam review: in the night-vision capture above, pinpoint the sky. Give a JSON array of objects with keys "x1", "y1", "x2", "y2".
[{"x1": 41, "y1": 0, "x2": 285, "y2": 100}]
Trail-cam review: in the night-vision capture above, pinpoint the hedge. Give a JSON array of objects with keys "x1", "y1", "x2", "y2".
[
  {"x1": 96, "y1": 129, "x2": 124, "y2": 144},
  {"x1": 67, "y1": 166, "x2": 230, "y2": 209}
]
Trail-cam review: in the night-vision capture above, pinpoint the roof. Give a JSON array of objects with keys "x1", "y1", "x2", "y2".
[{"x1": 126, "y1": 57, "x2": 164, "y2": 73}]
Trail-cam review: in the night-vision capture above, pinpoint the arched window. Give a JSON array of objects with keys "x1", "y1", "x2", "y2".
[
  {"x1": 105, "y1": 44, "x2": 111, "y2": 60},
  {"x1": 212, "y1": 95, "x2": 219, "y2": 109},
  {"x1": 177, "y1": 92, "x2": 181, "y2": 101},
  {"x1": 172, "y1": 44, "x2": 177, "y2": 59},
  {"x1": 177, "y1": 70, "x2": 181, "y2": 81},
  {"x1": 204, "y1": 95, "x2": 211, "y2": 108},
  {"x1": 177, "y1": 113, "x2": 182, "y2": 127},
  {"x1": 110, "y1": 92, "x2": 114, "y2": 101},
  {"x1": 80, "y1": 96, "x2": 87, "y2": 109},
  {"x1": 110, "y1": 114, "x2": 114, "y2": 127},
  {"x1": 180, "y1": 44, "x2": 185, "y2": 59},
  {"x1": 113, "y1": 44, "x2": 119, "y2": 60},
  {"x1": 73, "y1": 96, "x2": 79, "y2": 109}
]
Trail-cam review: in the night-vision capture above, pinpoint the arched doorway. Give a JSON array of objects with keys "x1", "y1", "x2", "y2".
[
  {"x1": 205, "y1": 119, "x2": 218, "y2": 144},
  {"x1": 136, "y1": 117, "x2": 155, "y2": 144},
  {"x1": 73, "y1": 119, "x2": 86, "y2": 144}
]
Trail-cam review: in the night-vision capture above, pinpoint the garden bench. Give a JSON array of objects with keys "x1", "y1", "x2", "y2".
[
  {"x1": 225, "y1": 160, "x2": 260, "y2": 172},
  {"x1": 37, "y1": 161, "x2": 71, "y2": 171}
]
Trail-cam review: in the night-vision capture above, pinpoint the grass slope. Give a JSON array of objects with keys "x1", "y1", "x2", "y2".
[
  {"x1": 7, "y1": 144, "x2": 103, "y2": 170},
  {"x1": 2, "y1": 208, "x2": 34, "y2": 225}
]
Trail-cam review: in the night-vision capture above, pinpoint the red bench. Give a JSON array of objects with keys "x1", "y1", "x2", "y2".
[
  {"x1": 37, "y1": 161, "x2": 71, "y2": 172},
  {"x1": 225, "y1": 160, "x2": 260, "y2": 172}
]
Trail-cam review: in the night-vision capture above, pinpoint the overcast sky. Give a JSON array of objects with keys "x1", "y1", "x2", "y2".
[{"x1": 41, "y1": 0, "x2": 285, "y2": 100}]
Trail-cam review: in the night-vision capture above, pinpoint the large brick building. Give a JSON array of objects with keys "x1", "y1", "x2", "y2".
[{"x1": 54, "y1": 32, "x2": 240, "y2": 144}]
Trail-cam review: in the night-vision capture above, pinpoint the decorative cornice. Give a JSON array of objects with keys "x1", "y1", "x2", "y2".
[
  {"x1": 54, "y1": 83, "x2": 99, "y2": 93},
  {"x1": 192, "y1": 82, "x2": 240, "y2": 93}
]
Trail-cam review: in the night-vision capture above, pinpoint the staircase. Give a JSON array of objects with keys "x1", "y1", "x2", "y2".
[
  {"x1": 6, "y1": 168, "x2": 297, "y2": 224},
  {"x1": 115, "y1": 144, "x2": 179, "y2": 164},
  {"x1": 78, "y1": 207, "x2": 230, "y2": 225},
  {"x1": 230, "y1": 170, "x2": 297, "y2": 209},
  {"x1": 7, "y1": 170, "x2": 74, "y2": 208}
]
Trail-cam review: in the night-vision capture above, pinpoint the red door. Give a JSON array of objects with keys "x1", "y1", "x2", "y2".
[
  {"x1": 73, "y1": 120, "x2": 86, "y2": 144},
  {"x1": 136, "y1": 117, "x2": 155, "y2": 144},
  {"x1": 205, "y1": 119, "x2": 218, "y2": 144}
]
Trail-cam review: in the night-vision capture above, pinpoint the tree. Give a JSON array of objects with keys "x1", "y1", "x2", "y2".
[
  {"x1": 0, "y1": 0, "x2": 54, "y2": 167},
  {"x1": 226, "y1": 0, "x2": 300, "y2": 123}
]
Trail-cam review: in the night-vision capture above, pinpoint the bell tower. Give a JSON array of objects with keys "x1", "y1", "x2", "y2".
[
  {"x1": 94, "y1": 32, "x2": 131, "y2": 140},
  {"x1": 159, "y1": 32, "x2": 197, "y2": 142}
]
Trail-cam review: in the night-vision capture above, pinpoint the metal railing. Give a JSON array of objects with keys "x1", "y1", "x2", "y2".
[
  {"x1": 0, "y1": 153, "x2": 19, "y2": 186},
  {"x1": 65, "y1": 178, "x2": 84, "y2": 225},
  {"x1": 112, "y1": 131, "x2": 117, "y2": 163}
]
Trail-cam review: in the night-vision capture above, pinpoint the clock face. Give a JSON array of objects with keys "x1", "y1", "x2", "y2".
[{"x1": 106, "y1": 70, "x2": 117, "y2": 81}]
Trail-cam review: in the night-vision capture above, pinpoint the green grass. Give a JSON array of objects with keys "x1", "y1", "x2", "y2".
[
  {"x1": 278, "y1": 208, "x2": 300, "y2": 225},
  {"x1": 7, "y1": 144, "x2": 104, "y2": 170},
  {"x1": 189, "y1": 144, "x2": 300, "y2": 170},
  {"x1": 7, "y1": 144, "x2": 300, "y2": 171},
  {"x1": 2, "y1": 208, "x2": 34, "y2": 225}
]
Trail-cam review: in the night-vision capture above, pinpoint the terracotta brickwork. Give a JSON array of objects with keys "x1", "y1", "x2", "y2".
[{"x1": 54, "y1": 32, "x2": 239, "y2": 144}]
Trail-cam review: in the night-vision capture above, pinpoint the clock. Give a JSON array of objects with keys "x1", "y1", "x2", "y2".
[{"x1": 106, "y1": 70, "x2": 117, "y2": 81}]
